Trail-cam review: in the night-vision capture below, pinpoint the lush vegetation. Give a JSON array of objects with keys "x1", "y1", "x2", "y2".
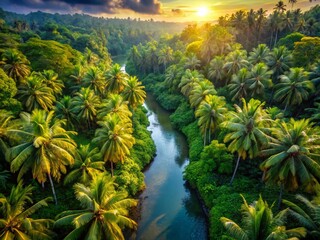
[
  {"x1": 126, "y1": 2, "x2": 320, "y2": 239},
  {"x1": 0, "y1": 11, "x2": 156, "y2": 239}
]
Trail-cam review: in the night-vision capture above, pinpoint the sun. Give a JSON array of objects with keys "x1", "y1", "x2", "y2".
[{"x1": 197, "y1": 6, "x2": 209, "y2": 17}]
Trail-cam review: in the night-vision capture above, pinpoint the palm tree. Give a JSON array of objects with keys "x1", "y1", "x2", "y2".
[
  {"x1": 0, "y1": 49, "x2": 30, "y2": 84},
  {"x1": 223, "y1": 50, "x2": 249, "y2": 79},
  {"x1": 105, "y1": 64, "x2": 128, "y2": 94},
  {"x1": 248, "y1": 44, "x2": 270, "y2": 65},
  {"x1": 274, "y1": 1, "x2": 287, "y2": 12},
  {"x1": 269, "y1": 11, "x2": 284, "y2": 46},
  {"x1": 274, "y1": 67, "x2": 314, "y2": 112},
  {"x1": 0, "y1": 182, "x2": 54, "y2": 240},
  {"x1": 221, "y1": 194, "x2": 306, "y2": 240},
  {"x1": 127, "y1": 45, "x2": 141, "y2": 69},
  {"x1": 179, "y1": 69, "x2": 204, "y2": 97},
  {"x1": 195, "y1": 95, "x2": 227, "y2": 145},
  {"x1": 55, "y1": 95, "x2": 79, "y2": 130},
  {"x1": 289, "y1": 0, "x2": 297, "y2": 9},
  {"x1": 82, "y1": 66, "x2": 104, "y2": 96},
  {"x1": 97, "y1": 94, "x2": 132, "y2": 121},
  {"x1": 121, "y1": 76, "x2": 146, "y2": 109},
  {"x1": 9, "y1": 110, "x2": 77, "y2": 204},
  {"x1": 248, "y1": 63, "x2": 273, "y2": 98},
  {"x1": 55, "y1": 173, "x2": 137, "y2": 240},
  {"x1": 164, "y1": 65, "x2": 183, "y2": 92},
  {"x1": 69, "y1": 64, "x2": 85, "y2": 93},
  {"x1": 228, "y1": 68, "x2": 250, "y2": 102},
  {"x1": 208, "y1": 56, "x2": 225, "y2": 87},
  {"x1": 260, "y1": 118, "x2": 320, "y2": 207},
  {"x1": 158, "y1": 46, "x2": 173, "y2": 71},
  {"x1": 256, "y1": 8, "x2": 268, "y2": 44},
  {"x1": 223, "y1": 98, "x2": 271, "y2": 184},
  {"x1": 184, "y1": 53, "x2": 201, "y2": 70},
  {"x1": 93, "y1": 115, "x2": 135, "y2": 176},
  {"x1": 267, "y1": 46, "x2": 293, "y2": 82},
  {"x1": 36, "y1": 69, "x2": 64, "y2": 97},
  {"x1": 283, "y1": 190, "x2": 320, "y2": 239},
  {"x1": 189, "y1": 80, "x2": 216, "y2": 108},
  {"x1": 63, "y1": 144, "x2": 105, "y2": 185},
  {"x1": 70, "y1": 87, "x2": 100, "y2": 130},
  {"x1": 18, "y1": 73, "x2": 56, "y2": 112}
]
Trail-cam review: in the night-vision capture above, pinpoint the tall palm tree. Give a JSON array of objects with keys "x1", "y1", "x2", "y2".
[
  {"x1": 97, "y1": 94, "x2": 132, "y2": 121},
  {"x1": 248, "y1": 44, "x2": 270, "y2": 65},
  {"x1": 269, "y1": 11, "x2": 285, "y2": 46},
  {"x1": 189, "y1": 80, "x2": 216, "y2": 108},
  {"x1": 223, "y1": 98, "x2": 271, "y2": 184},
  {"x1": 9, "y1": 110, "x2": 77, "y2": 204},
  {"x1": 256, "y1": 8, "x2": 268, "y2": 44},
  {"x1": 208, "y1": 56, "x2": 225, "y2": 87},
  {"x1": 224, "y1": 50, "x2": 249, "y2": 79},
  {"x1": 179, "y1": 69, "x2": 204, "y2": 97},
  {"x1": 260, "y1": 118, "x2": 320, "y2": 206},
  {"x1": 36, "y1": 70, "x2": 64, "y2": 97},
  {"x1": 55, "y1": 95, "x2": 79, "y2": 130},
  {"x1": 93, "y1": 115, "x2": 135, "y2": 176},
  {"x1": 18, "y1": 73, "x2": 56, "y2": 112},
  {"x1": 221, "y1": 194, "x2": 306, "y2": 240},
  {"x1": 55, "y1": 173, "x2": 137, "y2": 240},
  {"x1": 164, "y1": 65, "x2": 183, "y2": 92},
  {"x1": 121, "y1": 76, "x2": 146, "y2": 109},
  {"x1": 274, "y1": 1, "x2": 287, "y2": 12},
  {"x1": 69, "y1": 64, "x2": 85, "y2": 93},
  {"x1": 63, "y1": 144, "x2": 105, "y2": 185},
  {"x1": 228, "y1": 68, "x2": 250, "y2": 102},
  {"x1": 70, "y1": 87, "x2": 100, "y2": 130},
  {"x1": 0, "y1": 49, "x2": 30, "y2": 84},
  {"x1": 283, "y1": 191, "x2": 320, "y2": 239},
  {"x1": 158, "y1": 46, "x2": 173, "y2": 71},
  {"x1": 127, "y1": 45, "x2": 141, "y2": 69},
  {"x1": 195, "y1": 95, "x2": 227, "y2": 145},
  {"x1": 289, "y1": 0, "x2": 297, "y2": 9},
  {"x1": 82, "y1": 66, "x2": 104, "y2": 96},
  {"x1": 274, "y1": 67, "x2": 314, "y2": 112},
  {"x1": 248, "y1": 63, "x2": 273, "y2": 98},
  {"x1": 0, "y1": 182, "x2": 54, "y2": 240},
  {"x1": 105, "y1": 64, "x2": 128, "y2": 94},
  {"x1": 184, "y1": 53, "x2": 201, "y2": 70},
  {"x1": 267, "y1": 46, "x2": 293, "y2": 82}
]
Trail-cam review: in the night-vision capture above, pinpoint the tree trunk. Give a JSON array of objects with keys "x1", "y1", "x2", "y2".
[
  {"x1": 110, "y1": 161, "x2": 114, "y2": 177},
  {"x1": 278, "y1": 182, "x2": 284, "y2": 209},
  {"x1": 284, "y1": 102, "x2": 289, "y2": 114},
  {"x1": 230, "y1": 155, "x2": 241, "y2": 185},
  {"x1": 48, "y1": 173, "x2": 58, "y2": 205},
  {"x1": 203, "y1": 128, "x2": 207, "y2": 146}
]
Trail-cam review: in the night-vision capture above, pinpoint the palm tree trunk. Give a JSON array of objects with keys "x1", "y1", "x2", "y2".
[
  {"x1": 230, "y1": 155, "x2": 241, "y2": 185},
  {"x1": 110, "y1": 161, "x2": 114, "y2": 177},
  {"x1": 277, "y1": 182, "x2": 284, "y2": 209},
  {"x1": 48, "y1": 173, "x2": 58, "y2": 205},
  {"x1": 203, "y1": 128, "x2": 207, "y2": 146},
  {"x1": 284, "y1": 102, "x2": 289, "y2": 113}
]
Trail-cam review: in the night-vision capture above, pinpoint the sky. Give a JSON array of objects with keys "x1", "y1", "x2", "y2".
[{"x1": 0, "y1": 0, "x2": 318, "y2": 22}]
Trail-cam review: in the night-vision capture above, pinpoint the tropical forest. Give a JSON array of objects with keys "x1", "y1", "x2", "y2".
[{"x1": 1, "y1": 0, "x2": 320, "y2": 239}]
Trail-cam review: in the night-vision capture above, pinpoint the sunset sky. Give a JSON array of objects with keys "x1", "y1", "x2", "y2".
[{"x1": 0, "y1": 0, "x2": 318, "y2": 22}]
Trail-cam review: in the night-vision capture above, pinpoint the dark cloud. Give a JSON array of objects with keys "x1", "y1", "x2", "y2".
[
  {"x1": 171, "y1": 8, "x2": 184, "y2": 16},
  {"x1": 0, "y1": 0, "x2": 162, "y2": 14}
]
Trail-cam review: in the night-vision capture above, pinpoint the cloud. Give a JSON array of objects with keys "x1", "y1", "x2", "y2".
[
  {"x1": 0, "y1": 0, "x2": 162, "y2": 14},
  {"x1": 171, "y1": 8, "x2": 183, "y2": 15}
]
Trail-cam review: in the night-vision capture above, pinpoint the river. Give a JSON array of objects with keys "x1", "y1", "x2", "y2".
[
  {"x1": 136, "y1": 94, "x2": 207, "y2": 240},
  {"x1": 112, "y1": 57, "x2": 208, "y2": 239}
]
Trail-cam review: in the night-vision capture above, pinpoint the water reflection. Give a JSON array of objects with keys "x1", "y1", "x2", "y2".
[{"x1": 136, "y1": 94, "x2": 207, "y2": 240}]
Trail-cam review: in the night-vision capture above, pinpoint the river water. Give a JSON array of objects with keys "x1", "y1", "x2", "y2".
[{"x1": 136, "y1": 94, "x2": 207, "y2": 240}]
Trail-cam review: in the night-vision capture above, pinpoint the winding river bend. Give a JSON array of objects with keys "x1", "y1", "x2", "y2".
[{"x1": 136, "y1": 94, "x2": 207, "y2": 240}]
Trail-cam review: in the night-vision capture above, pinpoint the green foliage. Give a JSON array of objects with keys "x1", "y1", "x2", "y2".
[
  {"x1": 293, "y1": 37, "x2": 320, "y2": 68},
  {"x1": 19, "y1": 38, "x2": 81, "y2": 79},
  {"x1": 170, "y1": 100, "x2": 195, "y2": 130},
  {"x1": 0, "y1": 68, "x2": 21, "y2": 114},
  {"x1": 182, "y1": 121, "x2": 204, "y2": 161},
  {"x1": 115, "y1": 157, "x2": 145, "y2": 195},
  {"x1": 277, "y1": 32, "x2": 305, "y2": 50}
]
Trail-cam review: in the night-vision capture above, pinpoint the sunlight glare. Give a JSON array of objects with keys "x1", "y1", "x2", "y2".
[{"x1": 197, "y1": 6, "x2": 209, "y2": 17}]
